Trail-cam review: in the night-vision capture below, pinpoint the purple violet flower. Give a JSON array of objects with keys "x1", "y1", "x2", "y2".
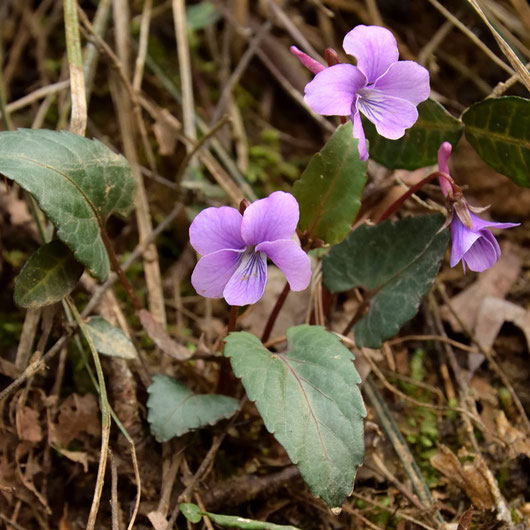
[
  {"x1": 292, "y1": 25, "x2": 430, "y2": 161},
  {"x1": 190, "y1": 191, "x2": 311, "y2": 306},
  {"x1": 437, "y1": 142, "x2": 519, "y2": 272}
]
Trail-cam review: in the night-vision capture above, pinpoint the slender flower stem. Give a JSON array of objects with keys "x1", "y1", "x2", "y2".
[
  {"x1": 261, "y1": 282, "x2": 291, "y2": 344},
  {"x1": 227, "y1": 305, "x2": 238, "y2": 334},
  {"x1": 341, "y1": 296, "x2": 371, "y2": 336},
  {"x1": 216, "y1": 306, "x2": 240, "y2": 395},
  {"x1": 377, "y1": 171, "x2": 457, "y2": 224},
  {"x1": 100, "y1": 228, "x2": 143, "y2": 311}
]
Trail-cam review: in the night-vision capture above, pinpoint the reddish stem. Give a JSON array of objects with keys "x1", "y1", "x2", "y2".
[
  {"x1": 100, "y1": 228, "x2": 143, "y2": 311},
  {"x1": 376, "y1": 171, "x2": 457, "y2": 224},
  {"x1": 261, "y1": 282, "x2": 290, "y2": 344},
  {"x1": 227, "y1": 305, "x2": 238, "y2": 334},
  {"x1": 216, "y1": 306, "x2": 240, "y2": 395}
]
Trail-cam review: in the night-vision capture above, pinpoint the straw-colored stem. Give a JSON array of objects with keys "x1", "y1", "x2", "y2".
[
  {"x1": 0, "y1": 33, "x2": 14, "y2": 130},
  {"x1": 67, "y1": 299, "x2": 111, "y2": 530},
  {"x1": 63, "y1": 0, "x2": 87, "y2": 135}
]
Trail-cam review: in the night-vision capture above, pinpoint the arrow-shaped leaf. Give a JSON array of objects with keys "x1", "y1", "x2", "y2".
[
  {"x1": 293, "y1": 122, "x2": 366, "y2": 245},
  {"x1": 323, "y1": 215, "x2": 449, "y2": 348},
  {"x1": 147, "y1": 375, "x2": 240, "y2": 442},
  {"x1": 14, "y1": 240, "x2": 84, "y2": 308},
  {"x1": 0, "y1": 129, "x2": 136, "y2": 280},
  {"x1": 224, "y1": 325, "x2": 366, "y2": 508},
  {"x1": 463, "y1": 96, "x2": 530, "y2": 187}
]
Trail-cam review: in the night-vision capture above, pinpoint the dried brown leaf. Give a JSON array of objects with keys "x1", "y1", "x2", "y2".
[
  {"x1": 49, "y1": 393, "x2": 100, "y2": 448},
  {"x1": 16, "y1": 406, "x2": 42, "y2": 443},
  {"x1": 442, "y1": 244, "x2": 521, "y2": 332},
  {"x1": 15, "y1": 444, "x2": 50, "y2": 513},
  {"x1": 431, "y1": 445, "x2": 495, "y2": 510},
  {"x1": 475, "y1": 297, "x2": 530, "y2": 352},
  {"x1": 495, "y1": 411, "x2": 530, "y2": 459},
  {"x1": 457, "y1": 507, "x2": 474, "y2": 530},
  {"x1": 153, "y1": 114, "x2": 178, "y2": 156},
  {"x1": 52, "y1": 447, "x2": 90, "y2": 472},
  {"x1": 139, "y1": 309, "x2": 193, "y2": 361}
]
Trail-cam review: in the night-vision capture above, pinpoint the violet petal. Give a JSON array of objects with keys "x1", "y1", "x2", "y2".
[
  {"x1": 223, "y1": 250, "x2": 268, "y2": 306},
  {"x1": 256, "y1": 239, "x2": 311, "y2": 291},
  {"x1": 480, "y1": 229, "x2": 502, "y2": 261},
  {"x1": 304, "y1": 64, "x2": 366, "y2": 116},
  {"x1": 241, "y1": 191, "x2": 299, "y2": 246},
  {"x1": 372, "y1": 61, "x2": 430, "y2": 105},
  {"x1": 342, "y1": 25, "x2": 399, "y2": 83},
  {"x1": 470, "y1": 212, "x2": 520, "y2": 231},
  {"x1": 462, "y1": 235, "x2": 499, "y2": 272},
  {"x1": 191, "y1": 249, "x2": 243, "y2": 298},
  {"x1": 357, "y1": 91, "x2": 418, "y2": 139},
  {"x1": 449, "y1": 217, "x2": 480, "y2": 267},
  {"x1": 189, "y1": 206, "x2": 245, "y2": 255},
  {"x1": 351, "y1": 102, "x2": 368, "y2": 161},
  {"x1": 290, "y1": 46, "x2": 326, "y2": 74}
]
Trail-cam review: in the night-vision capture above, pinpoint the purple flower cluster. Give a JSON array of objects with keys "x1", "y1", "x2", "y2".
[
  {"x1": 190, "y1": 192, "x2": 311, "y2": 306},
  {"x1": 292, "y1": 25, "x2": 430, "y2": 161},
  {"x1": 188, "y1": 27, "x2": 519, "y2": 312},
  {"x1": 438, "y1": 142, "x2": 519, "y2": 272}
]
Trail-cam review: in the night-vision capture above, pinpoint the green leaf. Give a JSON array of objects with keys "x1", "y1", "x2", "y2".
[
  {"x1": 293, "y1": 122, "x2": 366, "y2": 245},
  {"x1": 363, "y1": 98, "x2": 464, "y2": 170},
  {"x1": 14, "y1": 240, "x2": 84, "y2": 308},
  {"x1": 323, "y1": 215, "x2": 449, "y2": 348},
  {"x1": 180, "y1": 503, "x2": 301, "y2": 529},
  {"x1": 0, "y1": 129, "x2": 136, "y2": 280},
  {"x1": 147, "y1": 375, "x2": 239, "y2": 442},
  {"x1": 224, "y1": 326, "x2": 366, "y2": 508},
  {"x1": 85, "y1": 316, "x2": 137, "y2": 360},
  {"x1": 186, "y1": 1, "x2": 220, "y2": 30},
  {"x1": 462, "y1": 96, "x2": 530, "y2": 187},
  {"x1": 180, "y1": 503, "x2": 202, "y2": 523}
]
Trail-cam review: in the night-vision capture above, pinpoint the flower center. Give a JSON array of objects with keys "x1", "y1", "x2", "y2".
[{"x1": 239, "y1": 246, "x2": 263, "y2": 282}]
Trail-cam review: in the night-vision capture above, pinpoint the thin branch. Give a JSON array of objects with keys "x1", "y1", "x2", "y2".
[
  {"x1": 175, "y1": 115, "x2": 231, "y2": 183},
  {"x1": 172, "y1": 0, "x2": 196, "y2": 144},
  {"x1": 210, "y1": 19, "x2": 273, "y2": 126},
  {"x1": 132, "y1": 0, "x2": 152, "y2": 92},
  {"x1": 63, "y1": 0, "x2": 87, "y2": 135},
  {"x1": 0, "y1": 32, "x2": 14, "y2": 130},
  {"x1": 427, "y1": 0, "x2": 515, "y2": 77},
  {"x1": 466, "y1": 0, "x2": 530, "y2": 92}
]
